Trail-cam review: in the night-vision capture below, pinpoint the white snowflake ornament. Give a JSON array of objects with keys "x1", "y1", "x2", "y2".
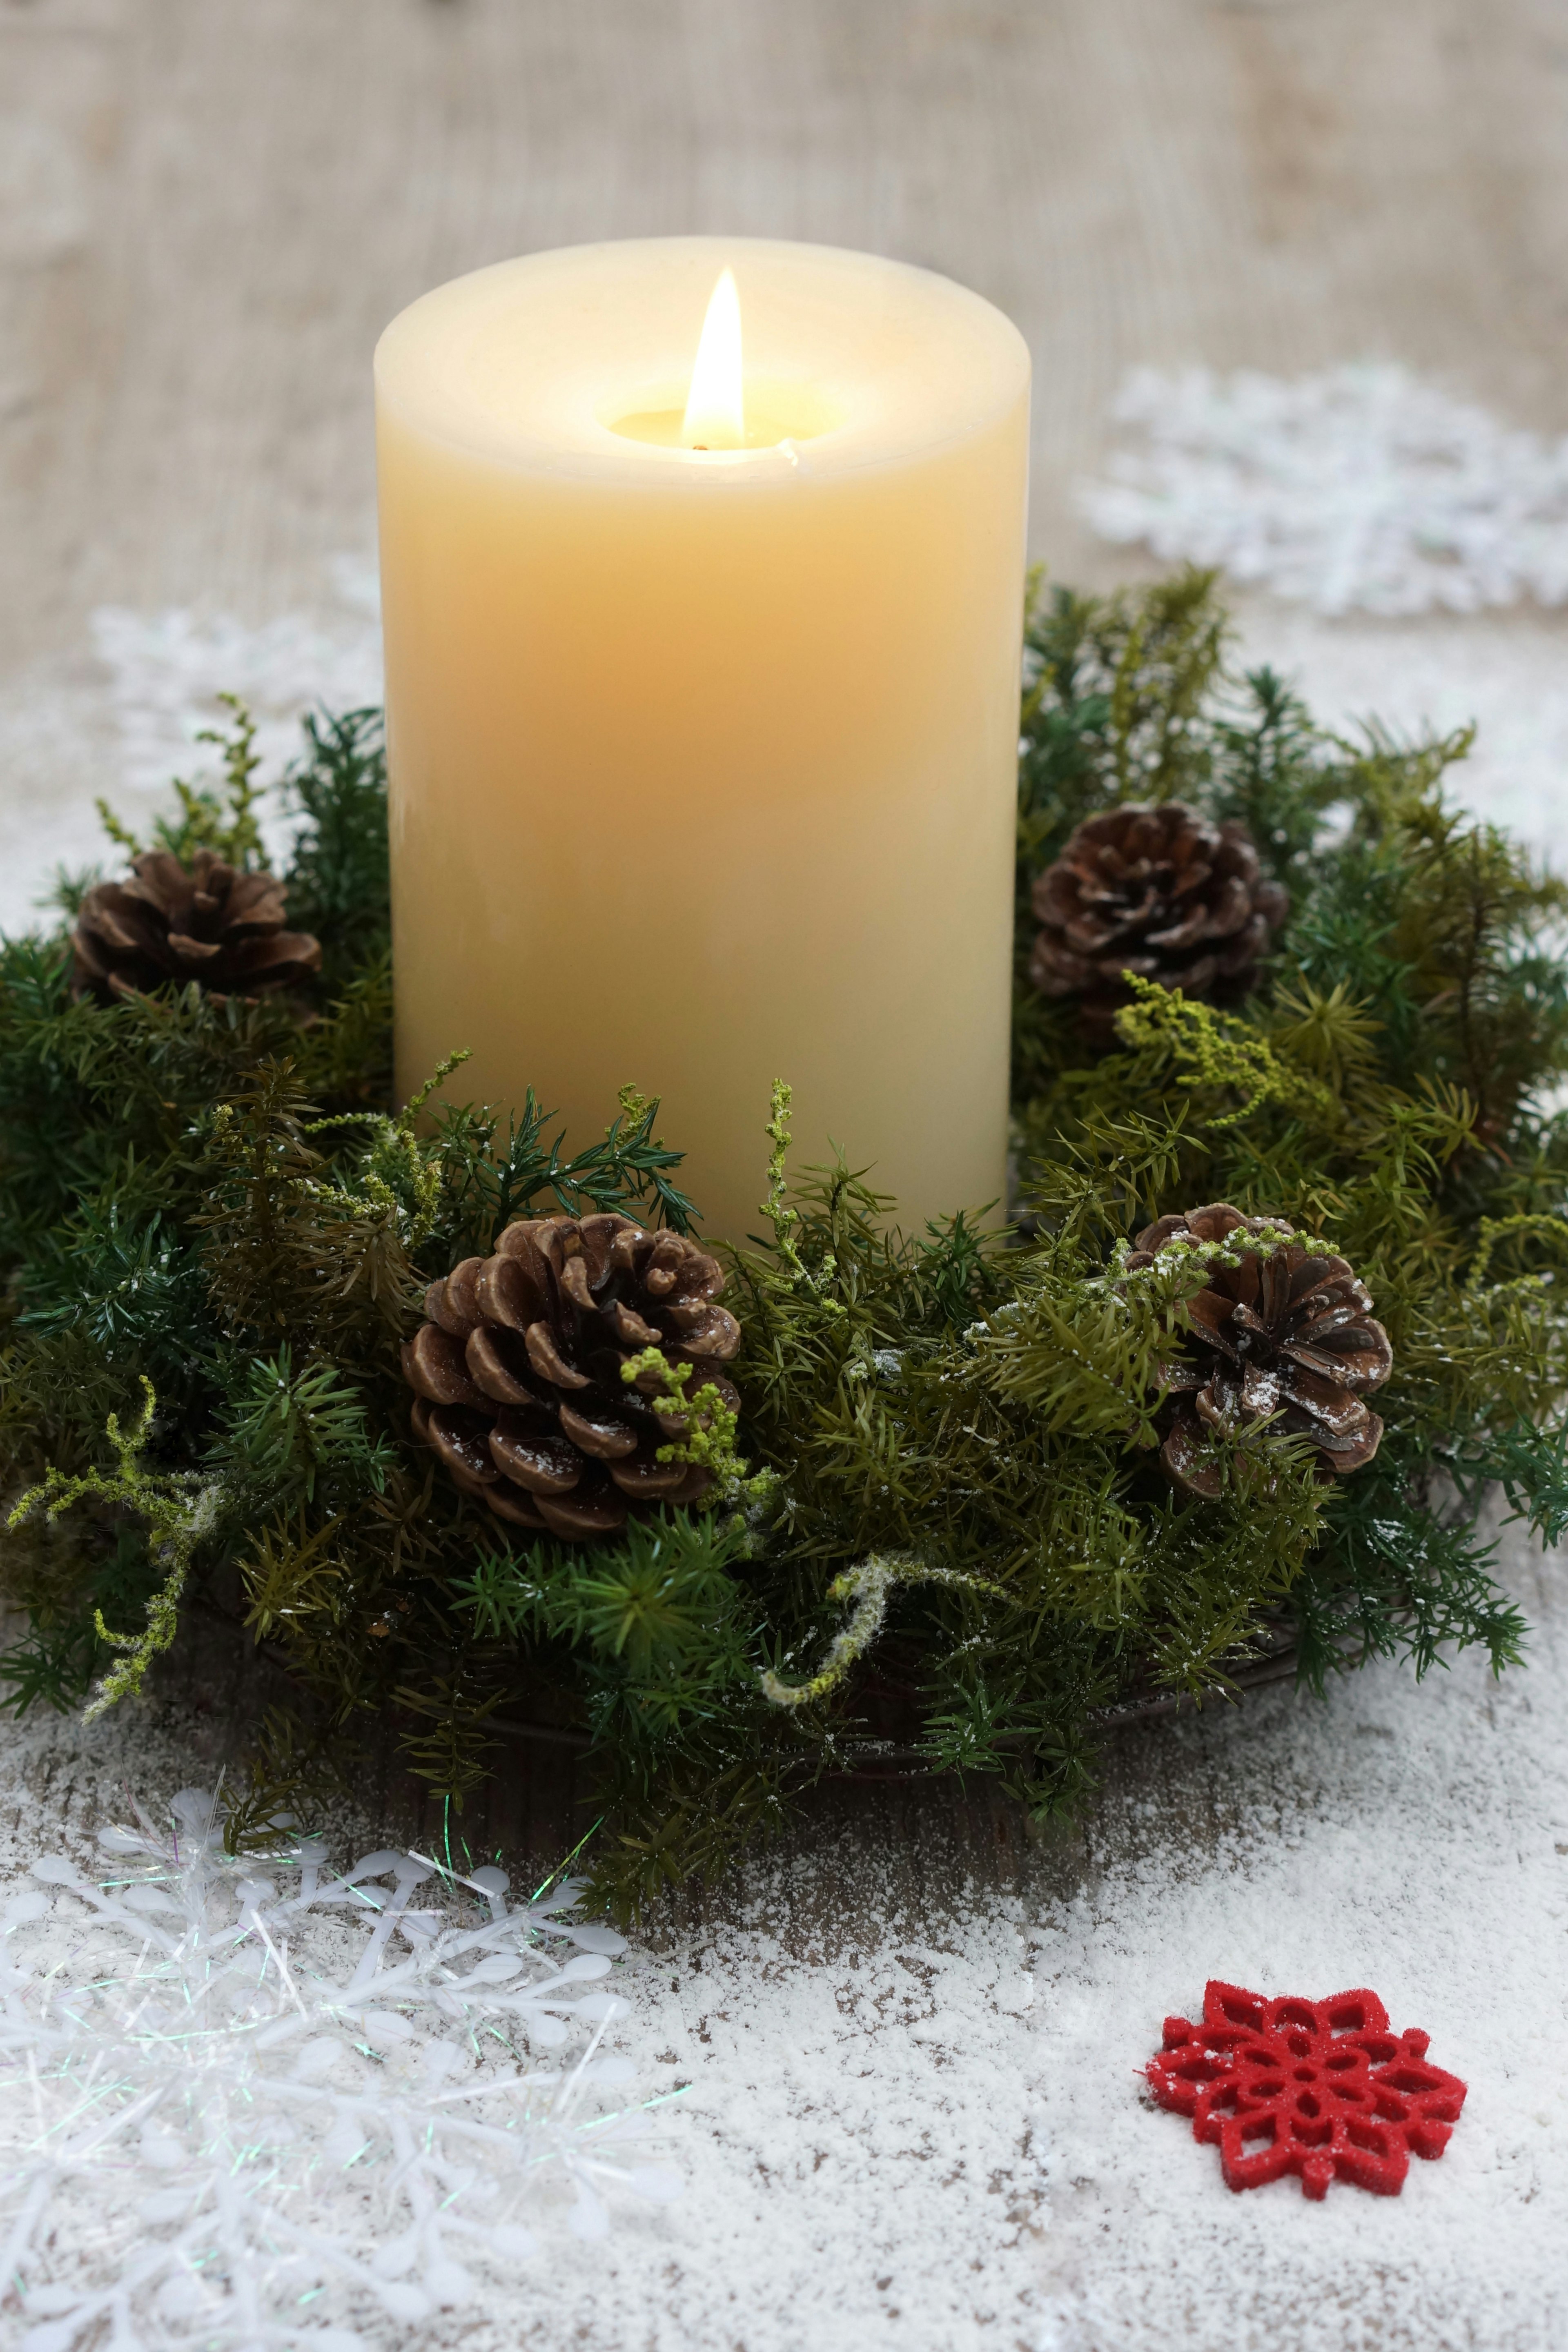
[
  {"x1": 1082, "y1": 364, "x2": 1568, "y2": 616},
  {"x1": 0, "y1": 1789, "x2": 680, "y2": 2349}
]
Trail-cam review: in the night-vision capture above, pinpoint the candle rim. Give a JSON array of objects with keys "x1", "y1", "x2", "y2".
[{"x1": 374, "y1": 235, "x2": 1031, "y2": 487}]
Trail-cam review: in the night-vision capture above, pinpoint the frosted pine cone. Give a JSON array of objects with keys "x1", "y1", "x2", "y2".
[
  {"x1": 1127, "y1": 1203, "x2": 1392, "y2": 1497},
  {"x1": 1029, "y1": 802, "x2": 1288, "y2": 1036},
  {"x1": 402, "y1": 1212, "x2": 741, "y2": 1541},
  {"x1": 72, "y1": 849, "x2": 322, "y2": 1000}
]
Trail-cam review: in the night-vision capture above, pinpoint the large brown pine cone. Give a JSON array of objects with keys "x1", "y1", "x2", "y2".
[
  {"x1": 72, "y1": 848, "x2": 322, "y2": 1001},
  {"x1": 1127, "y1": 1203, "x2": 1392, "y2": 1498},
  {"x1": 1029, "y1": 803, "x2": 1288, "y2": 1036},
  {"x1": 402, "y1": 1212, "x2": 742, "y2": 1541}
]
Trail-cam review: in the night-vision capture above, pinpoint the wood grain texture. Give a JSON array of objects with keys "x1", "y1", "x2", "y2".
[{"x1": 4, "y1": 0, "x2": 1568, "y2": 682}]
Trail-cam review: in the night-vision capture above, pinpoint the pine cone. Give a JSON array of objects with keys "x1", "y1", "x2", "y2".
[
  {"x1": 402, "y1": 1212, "x2": 742, "y2": 1541},
  {"x1": 1127, "y1": 1203, "x2": 1392, "y2": 1497},
  {"x1": 1029, "y1": 803, "x2": 1288, "y2": 1036},
  {"x1": 72, "y1": 849, "x2": 322, "y2": 1001}
]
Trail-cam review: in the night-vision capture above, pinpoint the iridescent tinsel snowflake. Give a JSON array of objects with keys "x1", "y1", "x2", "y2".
[{"x1": 0, "y1": 1789, "x2": 681, "y2": 2349}]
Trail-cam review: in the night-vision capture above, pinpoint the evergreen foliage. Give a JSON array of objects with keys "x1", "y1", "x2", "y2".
[{"x1": 1, "y1": 574, "x2": 1564, "y2": 1918}]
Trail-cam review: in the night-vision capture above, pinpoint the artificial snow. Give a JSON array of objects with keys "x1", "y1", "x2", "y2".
[
  {"x1": 2, "y1": 1522, "x2": 1563, "y2": 2350},
  {"x1": 1216, "y1": 601, "x2": 1568, "y2": 880}
]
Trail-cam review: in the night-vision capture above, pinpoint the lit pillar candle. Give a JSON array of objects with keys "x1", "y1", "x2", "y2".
[{"x1": 375, "y1": 238, "x2": 1030, "y2": 1244}]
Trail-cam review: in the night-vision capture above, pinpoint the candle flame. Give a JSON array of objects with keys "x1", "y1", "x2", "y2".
[{"x1": 682, "y1": 268, "x2": 744, "y2": 450}]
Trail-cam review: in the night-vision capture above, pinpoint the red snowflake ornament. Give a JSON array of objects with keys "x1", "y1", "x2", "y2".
[{"x1": 1147, "y1": 1980, "x2": 1466, "y2": 2199}]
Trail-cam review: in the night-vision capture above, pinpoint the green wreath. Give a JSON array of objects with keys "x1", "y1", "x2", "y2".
[{"x1": 3, "y1": 570, "x2": 1564, "y2": 1918}]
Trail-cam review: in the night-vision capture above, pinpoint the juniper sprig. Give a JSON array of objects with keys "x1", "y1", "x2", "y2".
[{"x1": 1, "y1": 575, "x2": 1564, "y2": 1918}]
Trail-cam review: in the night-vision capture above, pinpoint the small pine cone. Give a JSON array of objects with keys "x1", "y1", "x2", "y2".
[
  {"x1": 1127, "y1": 1203, "x2": 1392, "y2": 1498},
  {"x1": 402, "y1": 1212, "x2": 742, "y2": 1542},
  {"x1": 72, "y1": 848, "x2": 322, "y2": 1001},
  {"x1": 1029, "y1": 802, "x2": 1288, "y2": 1037}
]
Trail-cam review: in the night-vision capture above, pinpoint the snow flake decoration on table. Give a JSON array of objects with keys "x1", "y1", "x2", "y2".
[
  {"x1": 1082, "y1": 364, "x2": 1568, "y2": 616},
  {"x1": 0, "y1": 1788, "x2": 681, "y2": 2352},
  {"x1": 1147, "y1": 1979, "x2": 1466, "y2": 2200},
  {"x1": 89, "y1": 555, "x2": 383, "y2": 866}
]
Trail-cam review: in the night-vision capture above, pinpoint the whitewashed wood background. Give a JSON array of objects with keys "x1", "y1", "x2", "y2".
[{"x1": 4, "y1": 0, "x2": 1568, "y2": 667}]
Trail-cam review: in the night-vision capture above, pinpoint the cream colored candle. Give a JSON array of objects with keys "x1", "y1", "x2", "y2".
[{"x1": 376, "y1": 237, "x2": 1029, "y2": 1245}]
